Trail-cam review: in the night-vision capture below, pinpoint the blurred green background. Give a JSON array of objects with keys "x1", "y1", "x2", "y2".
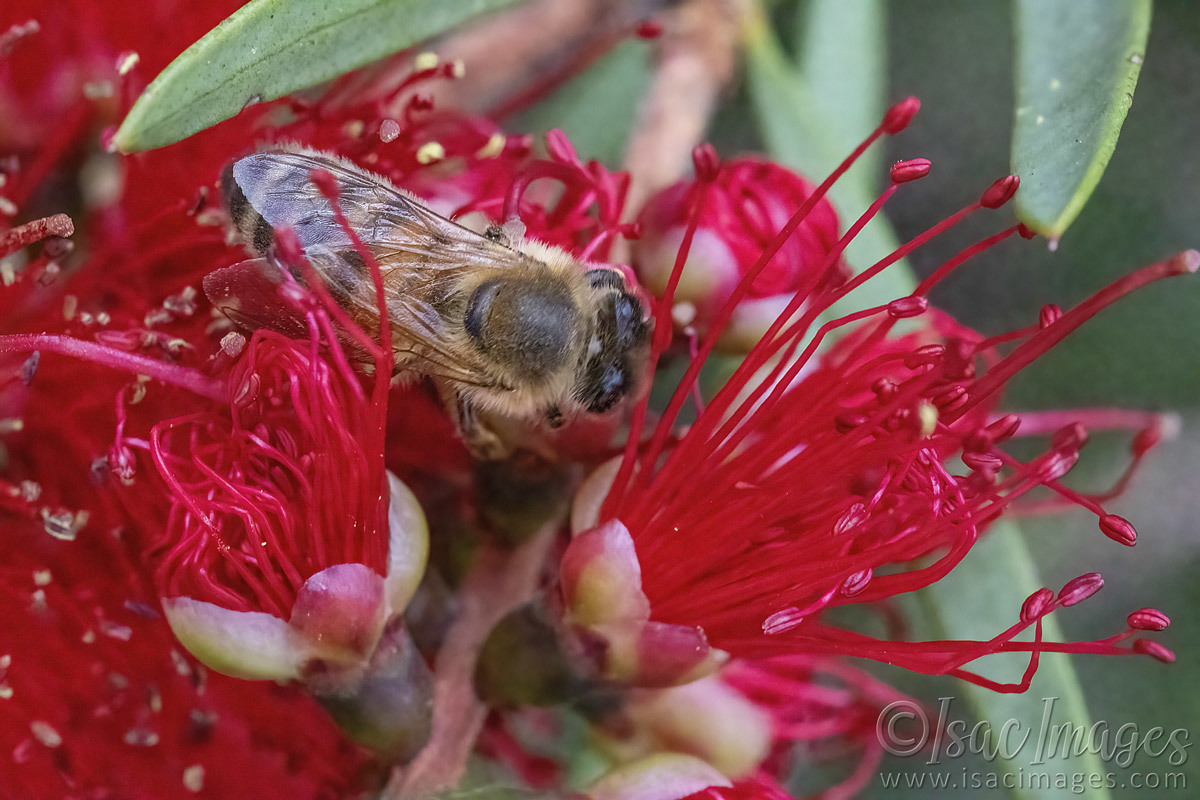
[
  {"x1": 873, "y1": 2, "x2": 1199, "y2": 797},
  {"x1": 517, "y1": 0, "x2": 1199, "y2": 796}
]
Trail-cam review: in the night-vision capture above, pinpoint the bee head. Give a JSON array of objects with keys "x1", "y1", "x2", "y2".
[{"x1": 574, "y1": 269, "x2": 651, "y2": 414}]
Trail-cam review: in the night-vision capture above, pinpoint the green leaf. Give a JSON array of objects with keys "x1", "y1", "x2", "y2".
[
  {"x1": 918, "y1": 523, "x2": 1111, "y2": 800},
  {"x1": 794, "y1": 0, "x2": 886, "y2": 194},
  {"x1": 1011, "y1": 0, "x2": 1151, "y2": 240},
  {"x1": 744, "y1": 3, "x2": 913, "y2": 311},
  {"x1": 114, "y1": 0, "x2": 519, "y2": 153}
]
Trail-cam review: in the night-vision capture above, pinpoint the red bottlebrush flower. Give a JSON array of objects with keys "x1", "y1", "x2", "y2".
[
  {"x1": 0, "y1": 514, "x2": 371, "y2": 799},
  {"x1": 681, "y1": 780, "x2": 797, "y2": 800},
  {"x1": 152, "y1": 301, "x2": 390, "y2": 618},
  {"x1": 147, "y1": 308, "x2": 429, "y2": 682},
  {"x1": 568, "y1": 98, "x2": 1184, "y2": 694},
  {"x1": 1, "y1": 0, "x2": 1187, "y2": 796},
  {"x1": 634, "y1": 157, "x2": 845, "y2": 350}
]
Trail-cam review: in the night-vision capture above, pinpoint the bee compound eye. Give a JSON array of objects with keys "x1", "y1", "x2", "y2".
[
  {"x1": 580, "y1": 359, "x2": 628, "y2": 413},
  {"x1": 613, "y1": 294, "x2": 644, "y2": 348},
  {"x1": 464, "y1": 279, "x2": 502, "y2": 342},
  {"x1": 585, "y1": 268, "x2": 625, "y2": 290}
]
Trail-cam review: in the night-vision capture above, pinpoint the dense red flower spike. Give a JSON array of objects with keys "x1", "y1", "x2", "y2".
[
  {"x1": 597, "y1": 99, "x2": 1182, "y2": 689},
  {"x1": 148, "y1": 321, "x2": 391, "y2": 616},
  {"x1": 0, "y1": 0, "x2": 408, "y2": 792},
  {"x1": 0, "y1": 516, "x2": 369, "y2": 798}
]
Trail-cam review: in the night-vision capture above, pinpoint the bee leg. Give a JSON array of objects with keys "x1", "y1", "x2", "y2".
[
  {"x1": 439, "y1": 383, "x2": 511, "y2": 461},
  {"x1": 545, "y1": 405, "x2": 564, "y2": 429}
]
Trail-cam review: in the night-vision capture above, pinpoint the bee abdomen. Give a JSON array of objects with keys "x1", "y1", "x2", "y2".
[{"x1": 221, "y1": 162, "x2": 275, "y2": 254}]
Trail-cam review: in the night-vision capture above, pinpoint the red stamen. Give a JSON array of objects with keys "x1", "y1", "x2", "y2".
[
  {"x1": 0, "y1": 333, "x2": 223, "y2": 400},
  {"x1": 0, "y1": 213, "x2": 74, "y2": 257}
]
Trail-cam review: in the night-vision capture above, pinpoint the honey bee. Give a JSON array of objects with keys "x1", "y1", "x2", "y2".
[{"x1": 208, "y1": 147, "x2": 651, "y2": 458}]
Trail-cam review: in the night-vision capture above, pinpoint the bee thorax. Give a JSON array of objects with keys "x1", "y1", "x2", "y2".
[{"x1": 464, "y1": 277, "x2": 578, "y2": 381}]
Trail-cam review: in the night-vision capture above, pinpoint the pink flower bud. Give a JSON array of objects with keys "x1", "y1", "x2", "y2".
[
  {"x1": 903, "y1": 344, "x2": 945, "y2": 370},
  {"x1": 561, "y1": 521, "x2": 651, "y2": 626},
  {"x1": 1038, "y1": 449, "x2": 1079, "y2": 481},
  {"x1": 1051, "y1": 422, "x2": 1089, "y2": 450},
  {"x1": 585, "y1": 753, "x2": 730, "y2": 800},
  {"x1": 595, "y1": 619, "x2": 727, "y2": 688},
  {"x1": 1132, "y1": 414, "x2": 1180, "y2": 456},
  {"x1": 290, "y1": 563, "x2": 388, "y2": 665},
  {"x1": 962, "y1": 451, "x2": 1002, "y2": 473},
  {"x1": 933, "y1": 384, "x2": 969, "y2": 412},
  {"x1": 1168, "y1": 249, "x2": 1200, "y2": 275},
  {"x1": 633, "y1": 158, "x2": 842, "y2": 347}
]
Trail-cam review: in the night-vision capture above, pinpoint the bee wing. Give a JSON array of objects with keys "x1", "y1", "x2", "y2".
[
  {"x1": 203, "y1": 258, "x2": 311, "y2": 340},
  {"x1": 229, "y1": 149, "x2": 518, "y2": 389},
  {"x1": 230, "y1": 148, "x2": 515, "y2": 280},
  {"x1": 204, "y1": 257, "x2": 498, "y2": 388}
]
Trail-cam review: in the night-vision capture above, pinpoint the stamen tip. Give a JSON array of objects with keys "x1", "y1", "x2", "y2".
[
  {"x1": 545, "y1": 129, "x2": 580, "y2": 165},
  {"x1": 1133, "y1": 638, "x2": 1175, "y2": 664},
  {"x1": 1099, "y1": 514, "x2": 1137, "y2": 547},
  {"x1": 691, "y1": 144, "x2": 720, "y2": 182},
  {"x1": 1158, "y1": 412, "x2": 1183, "y2": 442},
  {"x1": 1169, "y1": 249, "x2": 1200, "y2": 275},
  {"x1": 1038, "y1": 304, "x2": 1063, "y2": 328},
  {"x1": 882, "y1": 96, "x2": 920, "y2": 134},
  {"x1": 1127, "y1": 608, "x2": 1170, "y2": 632},
  {"x1": 980, "y1": 175, "x2": 1020, "y2": 209},
  {"x1": 635, "y1": 19, "x2": 664, "y2": 39},
  {"x1": 1021, "y1": 587, "x2": 1054, "y2": 623},
  {"x1": 890, "y1": 158, "x2": 931, "y2": 183},
  {"x1": 1058, "y1": 572, "x2": 1104, "y2": 607},
  {"x1": 886, "y1": 296, "x2": 928, "y2": 318}
]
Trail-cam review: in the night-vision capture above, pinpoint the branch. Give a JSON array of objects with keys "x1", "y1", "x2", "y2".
[{"x1": 383, "y1": 519, "x2": 561, "y2": 799}]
